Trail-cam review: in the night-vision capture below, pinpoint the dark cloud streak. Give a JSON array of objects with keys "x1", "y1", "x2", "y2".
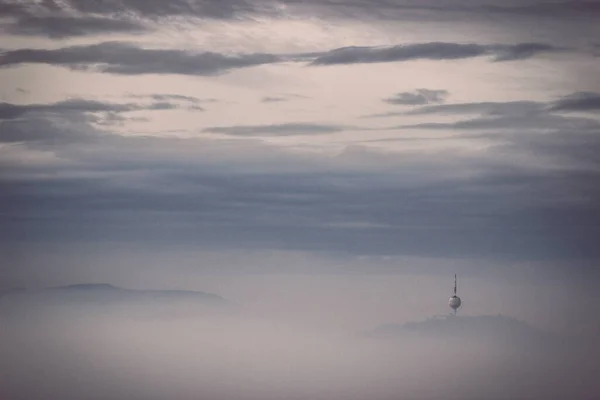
[
  {"x1": 1, "y1": 0, "x2": 599, "y2": 39},
  {"x1": 393, "y1": 114, "x2": 600, "y2": 132},
  {"x1": 369, "y1": 92, "x2": 600, "y2": 119},
  {"x1": 0, "y1": 42, "x2": 280, "y2": 76},
  {"x1": 0, "y1": 98, "x2": 197, "y2": 143},
  {"x1": 549, "y1": 92, "x2": 600, "y2": 112},
  {"x1": 0, "y1": 99, "x2": 183, "y2": 122},
  {"x1": 3, "y1": 15, "x2": 148, "y2": 38},
  {"x1": 203, "y1": 123, "x2": 347, "y2": 136},
  {"x1": 383, "y1": 89, "x2": 449, "y2": 105},
  {"x1": 0, "y1": 41, "x2": 566, "y2": 77},
  {"x1": 310, "y1": 42, "x2": 563, "y2": 66}
]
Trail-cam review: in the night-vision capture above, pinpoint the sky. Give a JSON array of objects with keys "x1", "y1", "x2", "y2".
[{"x1": 1, "y1": 1, "x2": 600, "y2": 317}]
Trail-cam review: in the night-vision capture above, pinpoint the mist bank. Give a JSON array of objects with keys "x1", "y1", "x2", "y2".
[{"x1": 1, "y1": 285, "x2": 599, "y2": 400}]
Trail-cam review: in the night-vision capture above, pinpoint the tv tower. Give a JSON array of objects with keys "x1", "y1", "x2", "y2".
[{"x1": 448, "y1": 274, "x2": 462, "y2": 315}]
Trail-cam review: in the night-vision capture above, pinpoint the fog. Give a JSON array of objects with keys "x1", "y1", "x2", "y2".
[{"x1": 1, "y1": 276, "x2": 598, "y2": 400}]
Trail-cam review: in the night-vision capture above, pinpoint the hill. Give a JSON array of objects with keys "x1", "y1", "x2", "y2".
[
  {"x1": 0, "y1": 283, "x2": 233, "y2": 317},
  {"x1": 370, "y1": 314, "x2": 557, "y2": 348}
]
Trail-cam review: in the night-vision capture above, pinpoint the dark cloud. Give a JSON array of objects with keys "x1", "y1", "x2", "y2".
[
  {"x1": 549, "y1": 91, "x2": 600, "y2": 112},
  {"x1": 0, "y1": 1, "x2": 27, "y2": 16},
  {"x1": 0, "y1": 41, "x2": 564, "y2": 78},
  {"x1": 3, "y1": 15, "x2": 148, "y2": 38},
  {"x1": 0, "y1": 1, "x2": 150, "y2": 38},
  {"x1": 482, "y1": 1, "x2": 600, "y2": 17},
  {"x1": 5, "y1": 0, "x2": 600, "y2": 23},
  {"x1": 400, "y1": 101, "x2": 545, "y2": 117},
  {"x1": 394, "y1": 113, "x2": 600, "y2": 132},
  {"x1": 34, "y1": 0, "x2": 260, "y2": 19},
  {"x1": 1, "y1": 0, "x2": 599, "y2": 41},
  {"x1": 364, "y1": 101, "x2": 544, "y2": 119},
  {"x1": 0, "y1": 42, "x2": 281, "y2": 76},
  {"x1": 489, "y1": 43, "x2": 561, "y2": 61},
  {"x1": 0, "y1": 0, "x2": 261, "y2": 38},
  {"x1": 311, "y1": 43, "x2": 485, "y2": 65},
  {"x1": 261, "y1": 96, "x2": 288, "y2": 103},
  {"x1": 279, "y1": 0, "x2": 600, "y2": 21},
  {"x1": 0, "y1": 99, "x2": 132, "y2": 121},
  {"x1": 0, "y1": 0, "x2": 263, "y2": 23},
  {"x1": 2, "y1": 152, "x2": 599, "y2": 263},
  {"x1": 1, "y1": 108, "x2": 600, "y2": 265},
  {"x1": 261, "y1": 94, "x2": 309, "y2": 103},
  {"x1": 369, "y1": 94, "x2": 600, "y2": 119},
  {"x1": 142, "y1": 94, "x2": 215, "y2": 103},
  {"x1": 310, "y1": 42, "x2": 561, "y2": 66},
  {"x1": 203, "y1": 123, "x2": 347, "y2": 136},
  {"x1": 1, "y1": 88, "x2": 600, "y2": 266},
  {"x1": 126, "y1": 94, "x2": 215, "y2": 110},
  {"x1": 0, "y1": 116, "x2": 101, "y2": 143},
  {"x1": 383, "y1": 89, "x2": 449, "y2": 105},
  {"x1": 0, "y1": 98, "x2": 191, "y2": 143},
  {"x1": 0, "y1": 103, "x2": 24, "y2": 120},
  {"x1": 0, "y1": 99, "x2": 179, "y2": 122}
]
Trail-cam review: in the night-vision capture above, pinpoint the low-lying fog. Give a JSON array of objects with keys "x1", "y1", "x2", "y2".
[{"x1": 1, "y1": 274, "x2": 599, "y2": 400}]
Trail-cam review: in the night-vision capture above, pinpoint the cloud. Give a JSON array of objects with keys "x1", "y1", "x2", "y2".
[
  {"x1": 394, "y1": 113, "x2": 600, "y2": 132},
  {"x1": 4, "y1": 0, "x2": 600, "y2": 23},
  {"x1": 1, "y1": 0, "x2": 598, "y2": 42},
  {"x1": 0, "y1": 0, "x2": 267, "y2": 38},
  {"x1": 31, "y1": 0, "x2": 260, "y2": 19},
  {"x1": 1, "y1": 88, "x2": 600, "y2": 264},
  {"x1": 368, "y1": 93, "x2": 600, "y2": 119},
  {"x1": 0, "y1": 42, "x2": 281, "y2": 76},
  {"x1": 383, "y1": 89, "x2": 449, "y2": 105},
  {"x1": 489, "y1": 42, "x2": 561, "y2": 61},
  {"x1": 0, "y1": 41, "x2": 567, "y2": 78},
  {"x1": 261, "y1": 96, "x2": 288, "y2": 103},
  {"x1": 278, "y1": 0, "x2": 600, "y2": 22},
  {"x1": 0, "y1": 99, "x2": 182, "y2": 121},
  {"x1": 0, "y1": 1, "x2": 29, "y2": 17},
  {"x1": 0, "y1": 98, "x2": 196, "y2": 143},
  {"x1": 549, "y1": 91, "x2": 600, "y2": 112},
  {"x1": 140, "y1": 94, "x2": 216, "y2": 104},
  {"x1": 310, "y1": 42, "x2": 561, "y2": 66},
  {"x1": 2, "y1": 15, "x2": 148, "y2": 38},
  {"x1": 0, "y1": 115, "x2": 102, "y2": 144},
  {"x1": 2, "y1": 110, "x2": 600, "y2": 264},
  {"x1": 261, "y1": 94, "x2": 309, "y2": 103},
  {"x1": 396, "y1": 101, "x2": 545, "y2": 118},
  {"x1": 203, "y1": 123, "x2": 347, "y2": 136}
]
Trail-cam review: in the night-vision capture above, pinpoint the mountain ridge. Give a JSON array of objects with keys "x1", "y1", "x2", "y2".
[{"x1": 0, "y1": 283, "x2": 232, "y2": 313}]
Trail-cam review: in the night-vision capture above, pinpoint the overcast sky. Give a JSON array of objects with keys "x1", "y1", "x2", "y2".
[{"x1": 1, "y1": 0, "x2": 600, "y2": 293}]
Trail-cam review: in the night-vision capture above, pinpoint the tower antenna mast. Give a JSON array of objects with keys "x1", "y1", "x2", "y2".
[{"x1": 454, "y1": 274, "x2": 457, "y2": 295}]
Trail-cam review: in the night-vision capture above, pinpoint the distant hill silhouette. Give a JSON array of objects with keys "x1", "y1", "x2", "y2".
[
  {"x1": 371, "y1": 315, "x2": 557, "y2": 347},
  {"x1": 0, "y1": 283, "x2": 232, "y2": 316}
]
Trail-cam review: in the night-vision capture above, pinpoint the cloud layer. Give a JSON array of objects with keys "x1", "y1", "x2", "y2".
[
  {"x1": 0, "y1": 41, "x2": 569, "y2": 77},
  {"x1": 2, "y1": 92, "x2": 599, "y2": 265},
  {"x1": 310, "y1": 42, "x2": 562, "y2": 65},
  {"x1": 0, "y1": 42, "x2": 280, "y2": 75},
  {"x1": 203, "y1": 123, "x2": 347, "y2": 136}
]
